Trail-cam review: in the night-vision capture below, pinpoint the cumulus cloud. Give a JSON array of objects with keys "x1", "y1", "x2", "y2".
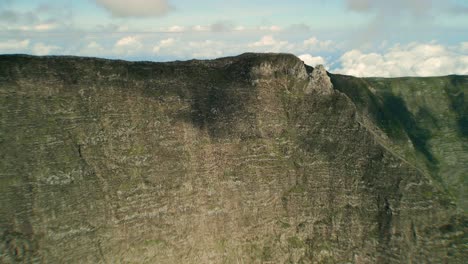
[
  {"x1": 79, "y1": 41, "x2": 105, "y2": 56},
  {"x1": 32, "y1": 43, "x2": 61, "y2": 55},
  {"x1": 298, "y1": 54, "x2": 327, "y2": 67},
  {"x1": 248, "y1": 35, "x2": 290, "y2": 52},
  {"x1": 148, "y1": 35, "x2": 334, "y2": 60},
  {"x1": 249, "y1": 36, "x2": 277, "y2": 47},
  {"x1": 33, "y1": 23, "x2": 57, "y2": 31},
  {"x1": 461, "y1": 42, "x2": 468, "y2": 53},
  {"x1": 187, "y1": 24, "x2": 284, "y2": 33},
  {"x1": 233, "y1": 26, "x2": 245, "y2": 31},
  {"x1": 115, "y1": 36, "x2": 140, "y2": 47},
  {"x1": 160, "y1": 25, "x2": 185, "y2": 33},
  {"x1": 303, "y1": 37, "x2": 335, "y2": 51},
  {"x1": 335, "y1": 42, "x2": 468, "y2": 77},
  {"x1": 189, "y1": 40, "x2": 224, "y2": 58},
  {"x1": 94, "y1": 0, "x2": 172, "y2": 17},
  {"x1": 0, "y1": 39, "x2": 29, "y2": 52},
  {"x1": 152, "y1": 38, "x2": 231, "y2": 59},
  {"x1": 259, "y1": 25, "x2": 282, "y2": 32},
  {"x1": 192, "y1": 25, "x2": 209, "y2": 32},
  {"x1": 113, "y1": 36, "x2": 143, "y2": 55},
  {"x1": 153, "y1": 38, "x2": 176, "y2": 53}
]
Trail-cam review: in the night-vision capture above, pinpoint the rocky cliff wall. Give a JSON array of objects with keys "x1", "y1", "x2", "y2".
[{"x1": 0, "y1": 53, "x2": 466, "y2": 263}]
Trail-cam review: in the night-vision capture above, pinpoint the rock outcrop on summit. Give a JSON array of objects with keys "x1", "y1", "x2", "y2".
[
  {"x1": 305, "y1": 65, "x2": 334, "y2": 95},
  {"x1": 0, "y1": 53, "x2": 466, "y2": 263}
]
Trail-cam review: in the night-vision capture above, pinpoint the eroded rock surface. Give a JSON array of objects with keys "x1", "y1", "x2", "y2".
[
  {"x1": 305, "y1": 64, "x2": 334, "y2": 95},
  {"x1": 0, "y1": 53, "x2": 466, "y2": 263}
]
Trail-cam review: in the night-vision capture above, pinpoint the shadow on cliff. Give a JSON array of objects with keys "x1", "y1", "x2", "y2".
[{"x1": 330, "y1": 74, "x2": 439, "y2": 174}]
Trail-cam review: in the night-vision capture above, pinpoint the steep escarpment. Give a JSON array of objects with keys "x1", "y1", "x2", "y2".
[
  {"x1": 330, "y1": 74, "x2": 468, "y2": 212},
  {"x1": 0, "y1": 53, "x2": 466, "y2": 263}
]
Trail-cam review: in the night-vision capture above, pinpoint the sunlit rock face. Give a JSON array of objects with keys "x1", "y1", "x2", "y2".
[
  {"x1": 0, "y1": 53, "x2": 466, "y2": 263},
  {"x1": 305, "y1": 64, "x2": 334, "y2": 95}
]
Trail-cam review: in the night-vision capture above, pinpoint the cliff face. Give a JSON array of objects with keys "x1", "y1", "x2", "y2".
[{"x1": 0, "y1": 53, "x2": 466, "y2": 263}]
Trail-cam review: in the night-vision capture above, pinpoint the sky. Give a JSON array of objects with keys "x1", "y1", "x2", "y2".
[{"x1": 0, "y1": 0, "x2": 467, "y2": 77}]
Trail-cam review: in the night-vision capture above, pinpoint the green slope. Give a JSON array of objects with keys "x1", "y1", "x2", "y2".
[{"x1": 331, "y1": 74, "x2": 468, "y2": 212}]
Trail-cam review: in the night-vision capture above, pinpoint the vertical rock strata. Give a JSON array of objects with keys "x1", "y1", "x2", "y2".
[{"x1": 0, "y1": 53, "x2": 466, "y2": 263}]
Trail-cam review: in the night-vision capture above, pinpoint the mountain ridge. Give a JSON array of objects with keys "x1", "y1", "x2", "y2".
[
  {"x1": 3, "y1": 52, "x2": 467, "y2": 78},
  {"x1": 0, "y1": 53, "x2": 466, "y2": 263}
]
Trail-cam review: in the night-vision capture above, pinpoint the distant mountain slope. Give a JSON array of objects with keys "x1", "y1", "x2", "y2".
[
  {"x1": 0, "y1": 53, "x2": 466, "y2": 263},
  {"x1": 330, "y1": 74, "x2": 468, "y2": 211}
]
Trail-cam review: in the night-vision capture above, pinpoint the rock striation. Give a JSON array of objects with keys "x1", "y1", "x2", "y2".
[{"x1": 0, "y1": 53, "x2": 466, "y2": 263}]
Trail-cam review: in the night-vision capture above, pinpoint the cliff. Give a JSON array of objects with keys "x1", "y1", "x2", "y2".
[{"x1": 0, "y1": 53, "x2": 466, "y2": 263}]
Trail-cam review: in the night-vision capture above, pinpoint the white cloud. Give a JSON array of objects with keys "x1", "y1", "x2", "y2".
[
  {"x1": 5, "y1": 23, "x2": 59, "y2": 32},
  {"x1": 459, "y1": 42, "x2": 468, "y2": 53},
  {"x1": 189, "y1": 40, "x2": 221, "y2": 48},
  {"x1": 113, "y1": 36, "x2": 142, "y2": 55},
  {"x1": 161, "y1": 25, "x2": 185, "y2": 33},
  {"x1": 234, "y1": 26, "x2": 245, "y2": 31},
  {"x1": 270, "y1": 25, "x2": 281, "y2": 32},
  {"x1": 303, "y1": 37, "x2": 335, "y2": 51},
  {"x1": 160, "y1": 38, "x2": 175, "y2": 47},
  {"x1": 94, "y1": 0, "x2": 171, "y2": 17},
  {"x1": 151, "y1": 37, "x2": 230, "y2": 59},
  {"x1": 248, "y1": 35, "x2": 289, "y2": 52},
  {"x1": 0, "y1": 39, "x2": 29, "y2": 52},
  {"x1": 335, "y1": 42, "x2": 468, "y2": 77},
  {"x1": 188, "y1": 40, "x2": 224, "y2": 58},
  {"x1": 192, "y1": 25, "x2": 208, "y2": 32},
  {"x1": 157, "y1": 24, "x2": 251, "y2": 33},
  {"x1": 298, "y1": 54, "x2": 327, "y2": 67},
  {"x1": 32, "y1": 43, "x2": 61, "y2": 55},
  {"x1": 79, "y1": 41, "x2": 105, "y2": 56},
  {"x1": 153, "y1": 38, "x2": 175, "y2": 53},
  {"x1": 249, "y1": 35, "x2": 277, "y2": 47},
  {"x1": 115, "y1": 36, "x2": 140, "y2": 47},
  {"x1": 33, "y1": 23, "x2": 57, "y2": 31},
  {"x1": 259, "y1": 25, "x2": 282, "y2": 32},
  {"x1": 169, "y1": 25, "x2": 184, "y2": 32}
]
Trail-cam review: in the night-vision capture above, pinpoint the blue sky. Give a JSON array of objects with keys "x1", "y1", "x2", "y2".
[{"x1": 0, "y1": 0, "x2": 467, "y2": 76}]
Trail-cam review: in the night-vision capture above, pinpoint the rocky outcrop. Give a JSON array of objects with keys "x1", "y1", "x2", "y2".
[
  {"x1": 305, "y1": 64, "x2": 334, "y2": 95},
  {"x1": 0, "y1": 53, "x2": 466, "y2": 263}
]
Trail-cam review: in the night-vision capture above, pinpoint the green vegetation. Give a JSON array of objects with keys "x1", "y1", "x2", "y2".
[
  {"x1": 331, "y1": 74, "x2": 468, "y2": 210},
  {"x1": 379, "y1": 92, "x2": 436, "y2": 164},
  {"x1": 446, "y1": 76, "x2": 468, "y2": 138},
  {"x1": 287, "y1": 236, "x2": 305, "y2": 248},
  {"x1": 277, "y1": 219, "x2": 291, "y2": 229}
]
